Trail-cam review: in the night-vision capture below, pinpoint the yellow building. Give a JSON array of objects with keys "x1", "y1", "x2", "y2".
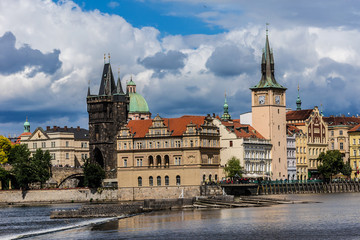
[
  {"x1": 116, "y1": 115, "x2": 222, "y2": 200},
  {"x1": 348, "y1": 124, "x2": 360, "y2": 178},
  {"x1": 287, "y1": 107, "x2": 328, "y2": 179}
]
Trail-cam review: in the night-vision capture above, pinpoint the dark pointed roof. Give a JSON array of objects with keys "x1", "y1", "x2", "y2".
[
  {"x1": 115, "y1": 76, "x2": 125, "y2": 95},
  {"x1": 98, "y1": 63, "x2": 116, "y2": 95},
  {"x1": 286, "y1": 109, "x2": 313, "y2": 121},
  {"x1": 250, "y1": 32, "x2": 286, "y2": 90}
]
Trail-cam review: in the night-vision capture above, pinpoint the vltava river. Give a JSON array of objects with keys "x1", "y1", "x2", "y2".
[{"x1": 2, "y1": 193, "x2": 360, "y2": 239}]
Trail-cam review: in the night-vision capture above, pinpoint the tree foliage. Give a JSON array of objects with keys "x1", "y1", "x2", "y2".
[
  {"x1": 341, "y1": 161, "x2": 352, "y2": 178},
  {"x1": 0, "y1": 136, "x2": 13, "y2": 164},
  {"x1": 224, "y1": 156, "x2": 243, "y2": 178},
  {"x1": 10, "y1": 145, "x2": 51, "y2": 189},
  {"x1": 317, "y1": 150, "x2": 344, "y2": 181},
  {"x1": 83, "y1": 159, "x2": 105, "y2": 188}
]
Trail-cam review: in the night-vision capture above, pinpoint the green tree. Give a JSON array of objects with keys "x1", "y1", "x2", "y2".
[
  {"x1": 317, "y1": 150, "x2": 344, "y2": 182},
  {"x1": 224, "y1": 156, "x2": 243, "y2": 178},
  {"x1": 83, "y1": 159, "x2": 105, "y2": 188},
  {"x1": 10, "y1": 145, "x2": 52, "y2": 189},
  {"x1": 0, "y1": 136, "x2": 13, "y2": 164},
  {"x1": 341, "y1": 161, "x2": 352, "y2": 178},
  {"x1": 32, "y1": 149, "x2": 52, "y2": 188}
]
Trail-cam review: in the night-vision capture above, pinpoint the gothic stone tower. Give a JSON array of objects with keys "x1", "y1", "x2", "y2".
[
  {"x1": 87, "y1": 60, "x2": 129, "y2": 181},
  {"x1": 250, "y1": 31, "x2": 287, "y2": 180}
]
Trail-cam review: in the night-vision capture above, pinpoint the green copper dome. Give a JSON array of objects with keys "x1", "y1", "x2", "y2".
[
  {"x1": 129, "y1": 92, "x2": 150, "y2": 113},
  {"x1": 127, "y1": 79, "x2": 136, "y2": 86},
  {"x1": 24, "y1": 117, "x2": 30, "y2": 133}
]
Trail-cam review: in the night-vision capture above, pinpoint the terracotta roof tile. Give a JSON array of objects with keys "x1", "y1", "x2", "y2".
[
  {"x1": 348, "y1": 123, "x2": 360, "y2": 133},
  {"x1": 127, "y1": 116, "x2": 206, "y2": 138},
  {"x1": 15, "y1": 132, "x2": 32, "y2": 144},
  {"x1": 286, "y1": 109, "x2": 313, "y2": 121},
  {"x1": 323, "y1": 116, "x2": 360, "y2": 126},
  {"x1": 221, "y1": 120, "x2": 265, "y2": 139}
]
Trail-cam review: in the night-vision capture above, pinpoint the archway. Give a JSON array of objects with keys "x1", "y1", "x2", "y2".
[{"x1": 93, "y1": 147, "x2": 104, "y2": 167}]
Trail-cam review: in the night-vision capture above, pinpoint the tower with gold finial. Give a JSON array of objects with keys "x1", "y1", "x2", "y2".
[
  {"x1": 221, "y1": 91, "x2": 231, "y2": 121},
  {"x1": 87, "y1": 55, "x2": 129, "y2": 183},
  {"x1": 250, "y1": 25, "x2": 287, "y2": 180},
  {"x1": 296, "y1": 84, "x2": 302, "y2": 110}
]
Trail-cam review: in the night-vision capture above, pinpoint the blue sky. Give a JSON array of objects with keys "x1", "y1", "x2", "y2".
[{"x1": 1, "y1": 0, "x2": 360, "y2": 136}]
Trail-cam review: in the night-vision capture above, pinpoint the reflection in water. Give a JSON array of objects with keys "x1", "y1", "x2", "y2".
[{"x1": 5, "y1": 193, "x2": 360, "y2": 240}]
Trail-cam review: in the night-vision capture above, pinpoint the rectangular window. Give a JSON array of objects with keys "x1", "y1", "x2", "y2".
[
  {"x1": 118, "y1": 143, "x2": 121, "y2": 150},
  {"x1": 33, "y1": 143, "x2": 37, "y2": 149},
  {"x1": 340, "y1": 142, "x2": 344, "y2": 150},
  {"x1": 175, "y1": 156, "x2": 181, "y2": 165},
  {"x1": 331, "y1": 143, "x2": 334, "y2": 150},
  {"x1": 229, "y1": 141, "x2": 233, "y2": 147},
  {"x1": 354, "y1": 139, "x2": 356, "y2": 145},
  {"x1": 51, "y1": 142, "x2": 55, "y2": 148},
  {"x1": 66, "y1": 141, "x2": 69, "y2": 147},
  {"x1": 124, "y1": 143, "x2": 127, "y2": 150},
  {"x1": 175, "y1": 141, "x2": 181, "y2": 148},
  {"x1": 41, "y1": 142, "x2": 46, "y2": 148},
  {"x1": 136, "y1": 158, "x2": 143, "y2": 167},
  {"x1": 157, "y1": 142, "x2": 160, "y2": 148},
  {"x1": 339, "y1": 130, "x2": 343, "y2": 135},
  {"x1": 358, "y1": 139, "x2": 360, "y2": 144},
  {"x1": 85, "y1": 154, "x2": 87, "y2": 159},
  {"x1": 51, "y1": 153, "x2": 55, "y2": 160},
  {"x1": 354, "y1": 150, "x2": 357, "y2": 156},
  {"x1": 123, "y1": 159, "x2": 128, "y2": 167},
  {"x1": 354, "y1": 161, "x2": 357, "y2": 170},
  {"x1": 149, "y1": 142, "x2": 152, "y2": 148},
  {"x1": 66, "y1": 153, "x2": 69, "y2": 159},
  {"x1": 190, "y1": 140, "x2": 193, "y2": 147},
  {"x1": 331, "y1": 130, "x2": 334, "y2": 136}
]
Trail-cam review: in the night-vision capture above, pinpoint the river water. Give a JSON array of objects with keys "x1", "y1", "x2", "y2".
[{"x1": 1, "y1": 193, "x2": 360, "y2": 239}]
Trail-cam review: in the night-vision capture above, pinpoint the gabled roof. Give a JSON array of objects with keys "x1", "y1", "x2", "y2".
[
  {"x1": 323, "y1": 116, "x2": 360, "y2": 126},
  {"x1": 286, "y1": 109, "x2": 313, "y2": 121},
  {"x1": 127, "y1": 115, "x2": 207, "y2": 138},
  {"x1": 221, "y1": 119, "x2": 265, "y2": 139}
]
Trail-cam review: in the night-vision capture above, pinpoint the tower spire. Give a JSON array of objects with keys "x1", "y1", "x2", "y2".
[
  {"x1": 24, "y1": 116, "x2": 30, "y2": 133},
  {"x1": 116, "y1": 67, "x2": 125, "y2": 95},
  {"x1": 296, "y1": 84, "x2": 302, "y2": 110},
  {"x1": 250, "y1": 25, "x2": 286, "y2": 90},
  {"x1": 221, "y1": 91, "x2": 231, "y2": 121}
]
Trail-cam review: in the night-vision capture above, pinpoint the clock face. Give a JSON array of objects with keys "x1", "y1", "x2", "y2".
[
  {"x1": 259, "y1": 95, "x2": 265, "y2": 105},
  {"x1": 275, "y1": 95, "x2": 280, "y2": 104}
]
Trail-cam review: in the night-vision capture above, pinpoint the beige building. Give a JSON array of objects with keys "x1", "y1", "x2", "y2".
[
  {"x1": 21, "y1": 126, "x2": 89, "y2": 167},
  {"x1": 348, "y1": 124, "x2": 360, "y2": 178},
  {"x1": 116, "y1": 115, "x2": 222, "y2": 200},
  {"x1": 287, "y1": 107, "x2": 328, "y2": 179},
  {"x1": 213, "y1": 118, "x2": 272, "y2": 179},
  {"x1": 323, "y1": 116, "x2": 360, "y2": 163},
  {"x1": 250, "y1": 32, "x2": 287, "y2": 180}
]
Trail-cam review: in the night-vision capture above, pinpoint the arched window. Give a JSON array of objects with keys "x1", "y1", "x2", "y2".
[
  {"x1": 209, "y1": 174, "x2": 212, "y2": 182},
  {"x1": 138, "y1": 177, "x2": 142, "y2": 187},
  {"x1": 156, "y1": 155, "x2": 161, "y2": 166},
  {"x1": 176, "y1": 175, "x2": 181, "y2": 185},
  {"x1": 215, "y1": 174, "x2": 218, "y2": 182},
  {"x1": 165, "y1": 176, "x2": 169, "y2": 186},
  {"x1": 148, "y1": 156, "x2": 154, "y2": 166},
  {"x1": 157, "y1": 176, "x2": 161, "y2": 186},
  {"x1": 149, "y1": 176, "x2": 153, "y2": 186},
  {"x1": 203, "y1": 174, "x2": 206, "y2": 182},
  {"x1": 165, "y1": 155, "x2": 170, "y2": 167}
]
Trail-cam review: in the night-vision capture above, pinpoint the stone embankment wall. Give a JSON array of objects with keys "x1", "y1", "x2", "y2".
[
  {"x1": 259, "y1": 181, "x2": 360, "y2": 195},
  {"x1": 51, "y1": 198, "x2": 196, "y2": 218},
  {"x1": 0, "y1": 188, "x2": 117, "y2": 204}
]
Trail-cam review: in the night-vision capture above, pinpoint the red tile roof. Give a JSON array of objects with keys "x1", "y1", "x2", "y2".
[
  {"x1": 287, "y1": 124, "x2": 301, "y2": 136},
  {"x1": 221, "y1": 119, "x2": 265, "y2": 139},
  {"x1": 286, "y1": 109, "x2": 313, "y2": 121},
  {"x1": 15, "y1": 132, "x2": 32, "y2": 144},
  {"x1": 348, "y1": 123, "x2": 360, "y2": 133},
  {"x1": 127, "y1": 115, "x2": 206, "y2": 138},
  {"x1": 323, "y1": 116, "x2": 360, "y2": 126}
]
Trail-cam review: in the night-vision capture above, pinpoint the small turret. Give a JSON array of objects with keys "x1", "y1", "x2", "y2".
[
  {"x1": 24, "y1": 117, "x2": 30, "y2": 133},
  {"x1": 221, "y1": 92, "x2": 231, "y2": 121},
  {"x1": 296, "y1": 84, "x2": 302, "y2": 110}
]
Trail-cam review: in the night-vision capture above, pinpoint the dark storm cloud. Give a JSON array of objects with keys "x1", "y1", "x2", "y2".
[
  {"x1": 0, "y1": 31, "x2": 62, "y2": 76},
  {"x1": 138, "y1": 50, "x2": 187, "y2": 71},
  {"x1": 205, "y1": 44, "x2": 256, "y2": 77}
]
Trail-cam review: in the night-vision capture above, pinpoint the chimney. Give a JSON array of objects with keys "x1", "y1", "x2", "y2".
[
  {"x1": 53, "y1": 126, "x2": 57, "y2": 131},
  {"x1": 64, "y1": 126, "x2": 68, "y2": 131},
  {"x1": 77, "y1": 126, "x2": 80, "y2": 131},
  {"x1": 46, "y1": 126, "x2": 50, "y2": 131}
]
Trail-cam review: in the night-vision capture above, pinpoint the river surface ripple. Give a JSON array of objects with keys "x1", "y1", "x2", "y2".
[{"x1": 1, "y1": 193, "x2": 360, "y2": 240}]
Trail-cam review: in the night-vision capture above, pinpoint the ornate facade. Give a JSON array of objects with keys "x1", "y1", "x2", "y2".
[{"x1": 116, "y1": 115, "x2": 222, "y2": 200}]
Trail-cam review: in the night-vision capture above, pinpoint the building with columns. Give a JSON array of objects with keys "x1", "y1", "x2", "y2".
[
  {"x1": 250, "y1": 31, "x2": 288, "y2": 180},
  {"x1": 116, "y1": 114, "x2": 222, "y2": 200}
]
